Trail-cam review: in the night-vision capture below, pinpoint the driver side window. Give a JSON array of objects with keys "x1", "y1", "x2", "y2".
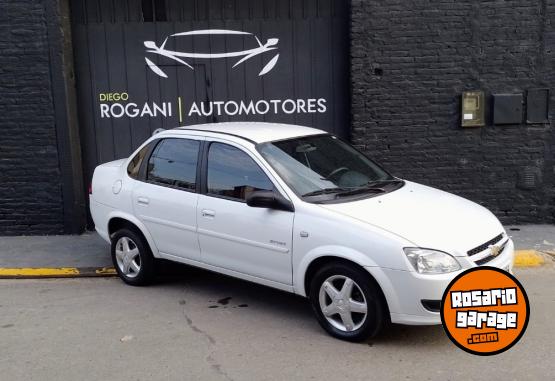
[{"x1": 207, "y1": 143, "x2": 273, "y2": 202}]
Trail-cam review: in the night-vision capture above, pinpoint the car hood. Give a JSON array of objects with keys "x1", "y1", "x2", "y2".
[{"x1": 318, "y1": 181, "x2": 505, "y2": 256}]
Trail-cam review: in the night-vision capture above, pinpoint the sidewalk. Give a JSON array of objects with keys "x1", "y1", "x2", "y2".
[
  {"x1": 0, "y1": 225, "x2": 553, "y2": 278},
  {"x1": 0, "y1": 232, "x2": 112, "y2": 277}
]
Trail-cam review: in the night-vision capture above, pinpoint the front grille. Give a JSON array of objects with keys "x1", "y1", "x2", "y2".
[
  {"x1": 473, "y1": 240, "x2": 508, "y2": 265},
  {"x1": 467, "y1": 234, "x2": 504, "y2": 256}
]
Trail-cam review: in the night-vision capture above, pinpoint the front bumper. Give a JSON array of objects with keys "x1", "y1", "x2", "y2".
[{"x1": 367, "y1": 239, "x2": 515, "y2": 325}]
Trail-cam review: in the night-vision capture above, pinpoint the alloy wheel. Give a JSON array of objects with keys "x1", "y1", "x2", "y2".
[
  {"x1": 318, "y1": 275, "x2": 368, "y2": 332},
  {"x1": 115, "y1": 237, "x2": 141, "y2": 278}
]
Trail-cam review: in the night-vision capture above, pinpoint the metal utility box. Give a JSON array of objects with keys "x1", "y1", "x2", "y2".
[
  {"x1": 493, "y1": 94, "x2": 523, "y2": 125},
  {"x1": 461, "y1": 91, "x2": 485, "y2": 127},
  {"x1": 526, "y1": 88, "x2": 549, "y2": 124}
]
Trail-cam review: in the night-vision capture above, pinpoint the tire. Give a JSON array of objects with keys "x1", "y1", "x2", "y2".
[
  {"x1": 308, "y1": 262, "x2": 387, "y2": 342},
  {"x1": 111, "y1": 228, "x2": 155, "y2": 286}
]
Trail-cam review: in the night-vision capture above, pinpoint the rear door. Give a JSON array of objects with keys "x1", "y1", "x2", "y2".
[
  {"x1": 132, "y1": 136, "x2": 203, "y2": 261},
  {"x1": 196, "y1": 139, "x2": 295, "y2": 285}
]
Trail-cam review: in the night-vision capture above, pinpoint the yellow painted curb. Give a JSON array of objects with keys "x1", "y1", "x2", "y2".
[
  {"x1": 514, "y1": 250, "x2": 545, "y2": 267},
  {"x1": 95, "y1": 267, "x2": 117, "y2": 275},
  {"x1": 0, "y1": 267, "x2": 117, "y2": 278},
  {"x1": 0, "y1": 267, "x2": 79, "y2": 277}
]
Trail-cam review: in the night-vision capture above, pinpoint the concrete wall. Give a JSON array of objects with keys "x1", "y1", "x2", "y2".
[
  {"x1": 0, "y1": 0, "x2": 64, "y2": 235},
  {"x1": 351, "y1": 0, "x2": 555, "y2": 223}
]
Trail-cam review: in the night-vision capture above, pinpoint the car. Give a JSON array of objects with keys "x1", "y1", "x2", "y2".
[{"x1": 89, "y1": 122, "x2": 515, "y2": 341}]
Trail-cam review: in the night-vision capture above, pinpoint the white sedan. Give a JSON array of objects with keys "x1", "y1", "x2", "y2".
[{"x1": 90, "y1": 122, "x2": 514, "y2": 341}]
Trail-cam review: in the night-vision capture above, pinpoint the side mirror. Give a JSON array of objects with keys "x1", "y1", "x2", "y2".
[{"x1": 246, "y1": 190, "x2": 294, "y2": 212}]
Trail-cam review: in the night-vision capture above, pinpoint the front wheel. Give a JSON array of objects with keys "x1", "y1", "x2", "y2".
[
  {"x1": 111, "y1": 228, "x2": 155, "y2": 286},
  {"x1": 309, "y1": 262, "x2": 387, "y2": 341}
]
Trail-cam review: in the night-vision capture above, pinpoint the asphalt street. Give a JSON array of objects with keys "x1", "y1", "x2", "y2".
[{"x1": 1, "y1": 263, "x2": 553, "y2": 381}]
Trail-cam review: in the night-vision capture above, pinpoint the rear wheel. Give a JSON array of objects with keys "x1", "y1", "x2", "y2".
[
  {"x1": 309, "y1": 262, "x2": 387, "y2": 341},
  {"x1": 111, "y1": 228, "x2": 154, "y2": 286}
]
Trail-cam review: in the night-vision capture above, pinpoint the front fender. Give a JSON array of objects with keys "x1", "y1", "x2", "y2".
[
  {"x1": 293, "y1": 246, "x2": 403, "y2": 317},
  {"x1": 294, "y1": 245, "x2": 380, "y2": 296}
]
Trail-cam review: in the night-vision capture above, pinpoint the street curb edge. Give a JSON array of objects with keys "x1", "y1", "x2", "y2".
[{"x1": 0, "y1": 267, "x2": 117, "y2": 279}]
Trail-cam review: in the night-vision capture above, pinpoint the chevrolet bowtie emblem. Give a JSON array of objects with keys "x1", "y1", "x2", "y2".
[{"x1": 489, "y1": 245, "x2": 501, "y2": 257}]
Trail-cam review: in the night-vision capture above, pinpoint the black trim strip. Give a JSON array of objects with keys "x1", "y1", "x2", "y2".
[
  {"x1": 199, "y1": 140, "x2": 209, "y2": 195},
  {"x1": 176, "y1": 128, "x2": 258, "y2": 145}
]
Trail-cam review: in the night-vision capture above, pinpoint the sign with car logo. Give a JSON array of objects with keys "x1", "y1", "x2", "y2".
[{"x1": 95, "y1": 28, "x2": 330, "y2": 123}]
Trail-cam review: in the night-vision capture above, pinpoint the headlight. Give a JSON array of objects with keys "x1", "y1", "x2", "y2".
[{"x1": 403, "y1": 248, "x2": 461, "y2": 274}]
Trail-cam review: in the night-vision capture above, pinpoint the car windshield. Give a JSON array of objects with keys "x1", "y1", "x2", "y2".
[{"x1": 257, "y1": 134, "x2": 398, "y2": 201}]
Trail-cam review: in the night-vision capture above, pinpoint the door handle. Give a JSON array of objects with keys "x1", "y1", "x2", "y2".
[
  {"x1": 201, "y1": 209, "x2": 216, "y2": 218},
  {"x1": 137, "y1": 197, "x2": 150, "y2": 205}
]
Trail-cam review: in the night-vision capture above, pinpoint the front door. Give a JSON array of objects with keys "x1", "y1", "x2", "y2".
[
  {"x1": 133, "y1": 137, "x2": 202, "y2": 261},
  {"x1": 197, "y1": 140, "x2": 294, "y2": 285}
]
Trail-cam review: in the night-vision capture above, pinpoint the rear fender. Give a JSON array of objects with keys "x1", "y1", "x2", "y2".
[{"x1": 106, "y1": 211, "x2": 160, "y2": 258}]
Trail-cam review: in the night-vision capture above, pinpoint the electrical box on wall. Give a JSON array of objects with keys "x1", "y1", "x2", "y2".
[
  {"x1": 493, "y1": 93, "x2": 523, "y2": 125},
  {"x1": 461, "y1": 91, "x2": 485, "y2": 127},
  {"x1": 526, "y1": 88, "x2": 549, "y2": 124}
]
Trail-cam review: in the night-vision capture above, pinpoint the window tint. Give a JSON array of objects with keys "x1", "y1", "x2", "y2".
[
  {"x1": 127, "y1": 143, "x2": 151, "y2": 179},
  {"x1": 207, "y1": 143, "x2": 273, "y2": 201},
  {"x1": 146, "y1": 138, "x2": 199, "y2": 190}
]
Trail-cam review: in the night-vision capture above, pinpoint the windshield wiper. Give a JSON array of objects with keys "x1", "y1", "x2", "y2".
[
  {"x1": 335, "y1": 179, "x2": 404, "y2": 197},
  {"x1": 335, "y1": 187, "x2": 386, "y2": 197},
  {"x1": 366, "y1": 178, "x2": 403, "y2": 187},
  {"x1": 302, "y1": 179, "x2": 403, "y2": 198},
  {"x1": 302, "y1": 187, "x2": 353, "y2": 197}
]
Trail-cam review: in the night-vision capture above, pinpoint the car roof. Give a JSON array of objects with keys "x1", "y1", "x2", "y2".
[{"x1": 167, "y1": 122, "x2": 325, "y2": 144}]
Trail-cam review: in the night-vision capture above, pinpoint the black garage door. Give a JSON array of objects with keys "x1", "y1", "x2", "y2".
[{"x1": 71, "y1": 0, "x2": 350, "y2": 194}]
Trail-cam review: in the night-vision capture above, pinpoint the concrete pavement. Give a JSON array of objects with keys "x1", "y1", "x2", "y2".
[
  {"x1": 0, "y1": 264, "x2": 553, "y2": 381},
  {"x1": 505, "y1": 224, "x2": 555, "y2": 252}
]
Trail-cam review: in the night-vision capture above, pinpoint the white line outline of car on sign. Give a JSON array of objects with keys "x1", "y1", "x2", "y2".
[{"x1": 144, "y1": 29, "x2": 280, "y2": 78}]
